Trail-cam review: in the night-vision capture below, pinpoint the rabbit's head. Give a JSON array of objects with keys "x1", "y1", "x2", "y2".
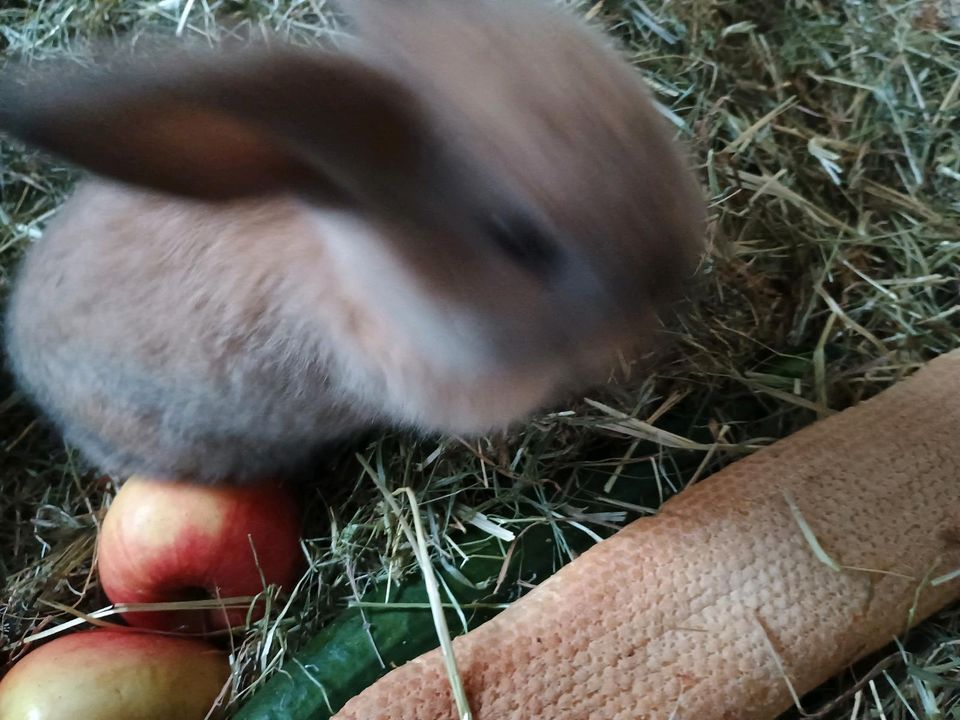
[{"x1": 0, "y1": 0, "x2": 706, "y2": 432}]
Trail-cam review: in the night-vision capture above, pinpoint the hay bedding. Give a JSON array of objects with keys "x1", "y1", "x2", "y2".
[{"x1": 1, "y1": 0, "x2": 958, "y2": 718}]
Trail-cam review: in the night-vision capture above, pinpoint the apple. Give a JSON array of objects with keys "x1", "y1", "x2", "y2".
[
  {"x1": 98, "y1": 476, "x2": 302, "y2": 632},
  {"x1": 0, "y1": 629, "x2": 229, "y2": 719}
]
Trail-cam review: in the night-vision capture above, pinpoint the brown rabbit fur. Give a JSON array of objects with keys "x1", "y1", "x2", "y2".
[{"x1": 0, "y1": 0, "x2": 706, "y2": 483}]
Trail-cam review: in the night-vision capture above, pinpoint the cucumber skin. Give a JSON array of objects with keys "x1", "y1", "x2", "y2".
[
  {"x1": 234, "y1": 580, "x2": 451, "y2": 720},
  {"x1": 234, "y1": 523, "x2": 586, "y2": 719},
  {"x1": 234, "y1": 461, "x2": 674, "y2": 720}
]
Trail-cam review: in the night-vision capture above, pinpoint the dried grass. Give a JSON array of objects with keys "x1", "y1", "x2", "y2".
[{"x1": 2, "y1": 0, "x2": 959, "y2": 717}]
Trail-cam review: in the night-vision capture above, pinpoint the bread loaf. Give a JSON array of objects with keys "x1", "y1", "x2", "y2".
[{"x1": 336, "y1": 349, "x2": 960, "y2": 719}]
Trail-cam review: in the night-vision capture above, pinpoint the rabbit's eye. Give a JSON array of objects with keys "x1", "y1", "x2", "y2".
[{"x1": 484, "y1": 211, "x2": 562, "y2": 278}]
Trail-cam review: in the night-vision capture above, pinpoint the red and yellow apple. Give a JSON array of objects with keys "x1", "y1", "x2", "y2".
[
  {"x1": 0, "y1": 629, "x2": 229, "y2": 719},
  {"x1": 98, "y1": 476, "x2": 302, "y2": 632}
]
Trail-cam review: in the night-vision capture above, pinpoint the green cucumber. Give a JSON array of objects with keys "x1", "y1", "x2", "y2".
[
  {"x1": 235, "y1": 460, "x2": 685, "y2": 719},
  {"x1": 234, "y1": 520, "x2": 587, "y2": 719}
]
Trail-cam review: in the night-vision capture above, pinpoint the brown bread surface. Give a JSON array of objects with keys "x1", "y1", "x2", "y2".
[{"x1": 336, "y1": 349, "x2": 960, "y2": 720}]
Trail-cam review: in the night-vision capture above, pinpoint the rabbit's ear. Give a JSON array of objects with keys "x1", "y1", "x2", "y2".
[{"x1": 0, "y1": 47, "x2": 441, "y2": 203}]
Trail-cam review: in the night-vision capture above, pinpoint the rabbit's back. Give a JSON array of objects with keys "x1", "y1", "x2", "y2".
[
  {"x1": 7, "y1": 179, "x2": 576, "y2": 481},
  {"x1": 6, "y1": 180, "x2": 370, "y2": 480}
]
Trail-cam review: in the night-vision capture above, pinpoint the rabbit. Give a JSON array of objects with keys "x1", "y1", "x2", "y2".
[{"x1": 0, "y1": 0, "x2": 707, "y2": 484}]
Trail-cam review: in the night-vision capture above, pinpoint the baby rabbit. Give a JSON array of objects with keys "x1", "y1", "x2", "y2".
[{"x1": 0, "y1": 0, "x2": 706, "y2": 483}]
